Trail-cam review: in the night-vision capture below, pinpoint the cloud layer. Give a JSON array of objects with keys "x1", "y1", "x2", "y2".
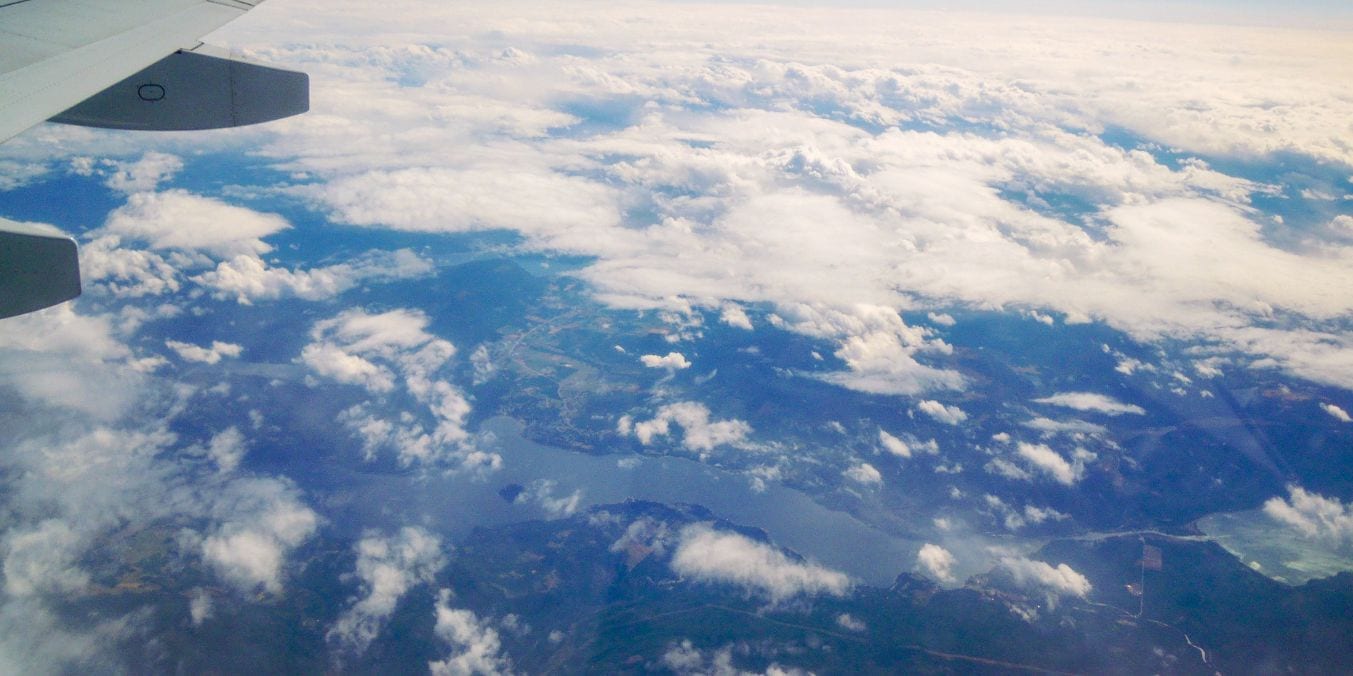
[{"x1": 201, "y1": 0, "x2": 1353, "y2": 394}]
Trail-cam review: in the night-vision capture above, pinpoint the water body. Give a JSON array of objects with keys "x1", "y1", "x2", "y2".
[
  {"x1": 325, "y1": 416, "x2": 923, "y2": 587},
  {"x1": 1196, "y1": 509, "x2": 1353, "y2": 585}
]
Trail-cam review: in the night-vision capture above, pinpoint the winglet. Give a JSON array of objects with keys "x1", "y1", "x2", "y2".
[
  {"x1": 50, "y1": 48, "x2": 308, "y2": 132},
  {"x1": 0, "y1": 220, "x2": 81, "y2": 320}
]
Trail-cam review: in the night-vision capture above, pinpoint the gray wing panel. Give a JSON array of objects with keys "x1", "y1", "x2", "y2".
[
  {"x1": 0, "y1": 220, "x2": 80, "y2": 320},
  {"x1": 0, "y1": 0, "x2": 261, "y2": 142},
  {"x1": 50, "y1": 47, "x2": 308, "y2": 131}
]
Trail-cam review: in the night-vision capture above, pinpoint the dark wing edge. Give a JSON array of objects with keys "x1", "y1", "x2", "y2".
[{"x1": 0, "y1": 221, "x2": 81, "y2": 320}]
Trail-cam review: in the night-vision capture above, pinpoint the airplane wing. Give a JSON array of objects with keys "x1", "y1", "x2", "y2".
[{"x1": 0, "y1": 0, "x2": 308, "y2": 319}]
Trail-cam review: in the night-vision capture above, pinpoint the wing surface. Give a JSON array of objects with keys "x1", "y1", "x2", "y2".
[
  {"x1": 0, "y1": 219, "x2": 80, "y2": 320},
  {"x1": 0, "y1": 0, "x2": 307, "y2": 318}
]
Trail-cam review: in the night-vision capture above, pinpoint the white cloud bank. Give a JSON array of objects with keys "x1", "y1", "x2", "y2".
[
  {"x1": 669, "y1": 524, "x2": 851, "y2": 603},
  {"x1": 197, "y1": 1, "x2": 1353, "y2": 393}
]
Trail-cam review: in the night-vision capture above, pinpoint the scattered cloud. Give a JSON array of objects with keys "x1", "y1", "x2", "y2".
[
  {"x1": 0, "y1": 306, "x2": 148, "y2": 419},
  {"x1": 982, "y1": 495, "x2": 1069, "y2": 530},
  {"x1": 720, "y1": 304, "x2": 753, "y2": 330},
  {"x1": 997, "y1": 557, "x2": 1092, "y2": 607},
  {"x1": 916, "y1": 400, "x2": 967, "y2": 426},
  {"x1": 302, "y1": 343, "x2": 395, "y2": 393},
  {"x1": 328, "y1": 527, "x2": 445, "y2": 656},
  {"x1": 1014, "y1": 442, "x2": 1090, "y2": 486},
  {"x1": 165, "y1": 339, "x2": 243, "y2": 365},
  {"x1": 669, "y1": 524, "x2": 851, "y2": 603},
  {"x1": 985, "y1": 458, "x2": 1033, "y2": 483},
  {"x1": 103, "y1": 152, "x2": 183, "y2": 194},
  {"x1": 1021, "y1": 417, "x2": 1108, "y2": 438},
  {"x1": 201, "y1": 478, "x2": 320, "y2": 595},
  {"x1": 514, "y1": 480, "x2": 584, "y2": 518},
  {"x1": 1263, "y1": 486, "x2": 1353, "y2": 547},
  {"x1": 234, "y1": 3, "x2": 1353, "y2": 393},
  {"x1": 2, "y1": 521, "x2": 90, "y2": 597},
  {"x1": 1321, "y1": 403, "x2": 1352, "y2": 423},
  {"x1": 1033, "y1": 392, "x2": 1145, "y2": 416},
  {"x1": 609, "y1": 516, "x2": 674, "y2": 558},
  {"x1": 101, "y1": 190, "x2": 289, "y2": 258},
  {"x1": 916, "y1": 543, "x2": 957, "y2": 584},
  {"x1": 878, "y1": 429, "x2": 911, "y2": 458},
  {"x1": 4, "y1": 2, "x2": 1353, "y2": 669},
  {"x1": 621, "y1": 402, "x2": 751, "y2": 454},
  {"x1": 662, "y1": 640, "x2": 810, "y2": 676},
  {"x1": 843, "y1": 462, "x2": 882, "y2": 487},
  {"x1": 787, "y1": 306, "x2": 963, "y2": 397},
  {"x1": 206, "y1": 427, "x2": 248, "y2": 474},
  {"x1": 927, "y1": 313, "x2": 956, "y2": 327},
  {"x1": 301, "y1": 309, "x2": 492, "y2": 471},
  {"x1": 189, "y1": 589, "x2": 214, "y2": 627},
  {"x1": 428, "y1": 589, "x2": 510, "y2": 676},
  {"x1": 836, "y1": 613, "x2": 866, "y2": 632},
  {"x1": 641, "y1": 352, "x2": 692, "y2": 370},
  {"x1": 194, "y1": 249, "x2": 434, "y2": 305}
]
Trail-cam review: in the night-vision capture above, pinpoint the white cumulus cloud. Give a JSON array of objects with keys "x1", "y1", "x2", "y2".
[
  {"x1": 916, "y1": 400, "x2": 968, "y2": 426},
  {"x1": 998, "y1": 557, "x2": 1092, "y2": 608},
  {"x1": 428, "y1": 589, "x2": 510, "y2": 676},
  {"x1": 641, "y1": 352, "x2": 692, "y2": 370},
  {"x1": 1263, "y1": 486, "x2": 1353, "y2": 547},
  {"x1": 101, "y1": 190, "x2": 289, "y2": 258},
  {"x1": 201, "y1": 478, "x2": 319, "y2": 595},
  {"x1": 878, "y1": 429, "x2": 911, "y2": 458},
  {"x1": 669, "y1": 524, "x2": 851, "y2": 603},
  {"x1": 624, "y1": 402, "x2": 751, "y2": 453},
  {"x1": 1321, "y1": 403, "x2": 1352, "y2": 423},
  {"x1": 843, "y1": 462, "x2": 882, "y2": 486},
  {"x1": 328, "y1": 527, "x2": 445, "y2": 656},
  {"x1": 103, "y1": 152, "x2": 183, "y2": 194},
  {"x1": 1014, "y1": 442, "x2": 1088, "y2": 486},
  {"x1": 916, "y1": 543, "x2": 957, "y2": 584},
  {"x1": 300, "y1": 309, "x2": 490, "y2": 471}
]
